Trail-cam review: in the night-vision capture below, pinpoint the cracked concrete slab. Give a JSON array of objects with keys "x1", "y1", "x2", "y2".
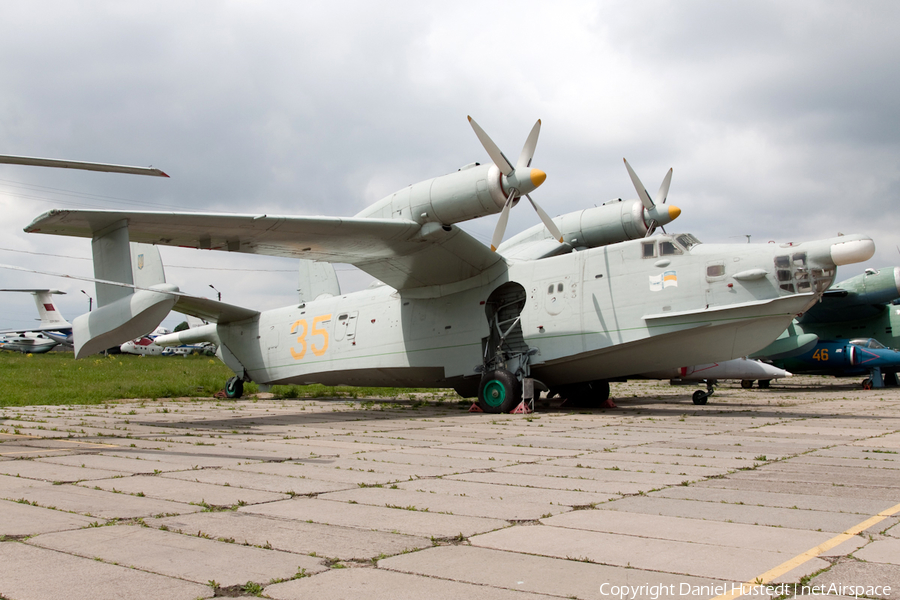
[
  {"x1": 0, "y1": 498, "x2": 101, "y2": 536},
  {"x1": 380, "y1": 545, "x2": 721, "y2": 600},
  {"x1": 241, "y1": 496, "x2": 510, "y2": 538},
  {"x1": 148, "y1": 509, "x2": 430, "y2": 560},
  {"x1": 27, "y1": 525, "x2": 325, "y2": 587},
  {"x1": 855, "y1": 538, "x2": 900, "y2": 566},
  {"x1": 265, "y1": 566, "x2": 560, "y2": 599},
  {"x1": 81, "y1": 473, "x2": 289, "y2": 506},
  {"x1": 469, "y1": 523, "x2": 832, "y2": 582},
  {"x1": 805, "y1": 558, "x2": 899, "y2": 599},
  {"x1": 3, "y1": 379, "x2": 900, "y2": 599},
  {"x1": 0, "y1": 542, "x2": 211, "y2": 600}
]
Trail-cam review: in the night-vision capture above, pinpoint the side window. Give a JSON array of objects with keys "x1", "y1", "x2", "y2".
[
  {"x1": 642, "y1": 242, "x2": 656, "y2": 258},
  {"x1": 706, "y1": 262, "x2": 726, "y2": 282}
]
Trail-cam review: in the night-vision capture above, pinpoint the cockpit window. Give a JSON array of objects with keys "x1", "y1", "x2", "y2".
[
  {"x1": 850, "y1": 338, "x2": 886, "y2": 349},
  {"x1": 642, "y1": 242, "x2": 656, "y2": 258},
  {"x1": 659, "y1": 241, "x2": 682, "y2": 256},
  {"x1": 675, "y1": 234, "x2": 700, "y2": 250}
]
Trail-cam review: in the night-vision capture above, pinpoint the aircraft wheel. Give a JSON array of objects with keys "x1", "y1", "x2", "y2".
[
  {"x1": 478, "y1": 369, "x2": 520, "y2": 413},
  {"x1": 758, "y1": 379, "x2": 770, "y2": 389},
  {"x1": 740, "y1": 380, "x2": 754, "y2": 389},
  {"x1": 862, "y1": 378, "x2": 874, "y2": 390},
  {"x1": 578, "y1": 380, "x2": 611, "y2": 408},
  {"x1": 225, "y1": 376, "x2": 244, "y2": 399},
  {"x1": 692, "y1": 390, "x2": 708, "y2": 405}
]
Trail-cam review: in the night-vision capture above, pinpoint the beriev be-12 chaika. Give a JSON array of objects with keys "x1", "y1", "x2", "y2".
[{"x1": 15, "y1": 118, "x2": 875, "y2": 412}]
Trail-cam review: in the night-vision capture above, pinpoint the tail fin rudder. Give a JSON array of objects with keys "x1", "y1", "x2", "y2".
[
  {"x1": 131, "y1": 242, "x2": 166, "y2": 289},
  {"x1": 75, "y1": 225, "x2": 177, "y2": 357},
  {"x1": 31, "y1": 290, "x2": 72, "y2": 329},
  {"x1": 298, "y1": 260, "x2": 340, "y2": 302}
]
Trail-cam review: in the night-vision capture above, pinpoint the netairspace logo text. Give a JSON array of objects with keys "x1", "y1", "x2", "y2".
[{"x1": 598, "y1": 582, "x2": 892, "y2": 599}]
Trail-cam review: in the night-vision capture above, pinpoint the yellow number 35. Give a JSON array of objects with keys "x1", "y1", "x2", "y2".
[{"x1": 290, "y1": 314, "x2": 331, "y2": 360}]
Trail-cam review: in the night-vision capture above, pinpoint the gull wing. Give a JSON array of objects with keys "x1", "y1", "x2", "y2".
[{"x1": 25, "y1": 209, "x2": 505, "y2": 290}]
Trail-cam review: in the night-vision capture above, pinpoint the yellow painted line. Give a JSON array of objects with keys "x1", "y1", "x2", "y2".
[
  {"x1": 57, "y1": 439, "x2": 120, "y2": 448},
  {"x1": 711, "y1": 502, "x2": 900, "y2": 600},
  {"x1": 0, "y1": 449, "x2": 71, "y2": 456}
]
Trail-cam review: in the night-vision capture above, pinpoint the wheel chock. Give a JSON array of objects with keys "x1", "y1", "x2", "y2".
[
  {"x1": 511, "y1": 400, "x2": 533, "y2": 414},
  {"x1": 602, "y1": 397, "x2": 618, "y2": 409},
  {"x1": 469, "y1": 403, "x2": 484, "y2": 413}
]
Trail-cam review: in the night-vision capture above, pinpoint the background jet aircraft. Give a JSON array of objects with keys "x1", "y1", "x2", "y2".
[
  {"x1": 0, "y1": 289, "x2": 73, "y2": 352},
  {"x1": 771, "y1": 337, "x2": 900, "y2": 389},
  {"x1": 14, "y1": 117, "x2": 876, "y2": 412},
  {"x1": 751, "y1": 267, "x2": 900, "y2": 388},
  {"x1": 0, "y1": 331, "x2": 60, "y2": 354}
]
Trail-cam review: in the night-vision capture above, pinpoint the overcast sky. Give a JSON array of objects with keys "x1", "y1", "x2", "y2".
[{"x1": 2, "y1": 1, "x2": 899, "y2": 332}]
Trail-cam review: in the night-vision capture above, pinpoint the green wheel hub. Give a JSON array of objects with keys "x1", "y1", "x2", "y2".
[{"x1": 482, "y1": 379, "x2": 507, "y2": 408}]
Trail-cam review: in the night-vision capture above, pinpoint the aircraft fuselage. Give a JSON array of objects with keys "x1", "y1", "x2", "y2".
[{"x1": 212, "y1": 233, "x2": 849, "y2": 394}]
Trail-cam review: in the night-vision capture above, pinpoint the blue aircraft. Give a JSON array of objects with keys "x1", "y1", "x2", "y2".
[{"x1": 772, "y1": 337, "x2": 900, "y2": 389}]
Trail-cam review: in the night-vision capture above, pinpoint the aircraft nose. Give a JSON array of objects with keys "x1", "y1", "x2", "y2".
[{"x1": 530, "y1": 169, "x2": 547, "y2": 188}]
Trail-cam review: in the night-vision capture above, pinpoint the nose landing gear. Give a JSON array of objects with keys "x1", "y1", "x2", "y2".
[{"x1": 692, "y1": 379, "x2": 716, "y2": 405}]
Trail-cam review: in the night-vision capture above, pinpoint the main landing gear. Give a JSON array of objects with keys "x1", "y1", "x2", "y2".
[
  {"x1": 741, "y1": 379, "x2": 771, "y2": 389},
  {"x1": 552, "y1": 380, "x2": 614, "y2": 409},
  {"x1": 477, "y1": 369, "x2": 521, "y2": 413},
  {"x1": 225, "y1": 376, "x2": 244, "y2": 399}
]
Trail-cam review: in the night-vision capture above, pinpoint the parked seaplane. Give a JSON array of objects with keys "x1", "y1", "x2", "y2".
[{"x1": 4, "y1": 118, "x2": 875, "y2": 411}]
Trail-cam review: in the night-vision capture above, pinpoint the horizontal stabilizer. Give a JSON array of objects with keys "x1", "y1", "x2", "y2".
[{"x1": 73, "y1": 285, "x2": 179, "y2": 358}]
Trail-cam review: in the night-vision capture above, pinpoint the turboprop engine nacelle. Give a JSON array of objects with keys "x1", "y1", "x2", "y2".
[
  {"x1": 557, "y1": 199, "x2": 681, "y2": 248},
  {"x1": 356, "y1": 162, "x2": 546, "y2": 226},
  {"x1": 499, "y1": 198, "x2": 682, "y2": 258}
]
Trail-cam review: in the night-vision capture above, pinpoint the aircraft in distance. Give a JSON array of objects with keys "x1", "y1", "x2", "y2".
[
  {"x1": 0, "y1": 289, "x2": 73, "y2": 353},
  {"x1": 0, "y1": 331, "x2": 59, "y2": 354},
  {"x1": 751, "y1": 267, "x2": 900, "y2": 388},
  {"x1": 120, "y1": 336, "x2": 165, "y2": 356},
  {"x1": 9, "y1": 118, "x2": 877, "y2": 411},
  {"x1": 770, "y1": 337, "x2": 900, "y2": 389},
  {"x1": 640, "y1": 357, "x2": 791, "y2": 404},
  {"x1": 121, "y1": 322, "x2": 216, "y2": 357}
]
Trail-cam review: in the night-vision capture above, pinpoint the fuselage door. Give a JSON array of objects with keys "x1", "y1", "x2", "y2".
[{"x1": 334, "y1": 311, "x2": 359, "y2": 343}]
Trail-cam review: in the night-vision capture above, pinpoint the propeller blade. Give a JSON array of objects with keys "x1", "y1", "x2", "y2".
[
  {"x1": 490, "y1": 193, "x2": 515, "y2": 251},
  {"x1": 525, "y1": 194, "x2": 563, "y2": 243},
  {"x1": 468, "y1": 116, "x2": 513, "y2": 176},
  {"x1": 656, "y1": 168, "x2": 673, "y2": 204},
  {"x1": 624, "y1": 159, "x2": 654, "y2": 210},
  {"x1": 517, "y1": 119, "x2": 541, "y2": 169}
]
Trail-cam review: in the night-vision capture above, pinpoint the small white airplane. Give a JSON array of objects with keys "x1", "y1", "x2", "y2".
[
  {"x1": 0, "y1": 289, "x2": 73, "y2": 353},
  {"x1": 3, "y1": 118, "x2": 876, "y2": 412},
  {"x1": 120, "y1": 322, "x2": 214, "y2": 357}
]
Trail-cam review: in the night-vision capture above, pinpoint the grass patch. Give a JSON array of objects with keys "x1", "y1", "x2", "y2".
[
  {"x1": 0, "y1": 352, "x2": 236, "y2": 406},
  {"x1": 0, "y1": 351, "x2": 455, "y2": 406}
]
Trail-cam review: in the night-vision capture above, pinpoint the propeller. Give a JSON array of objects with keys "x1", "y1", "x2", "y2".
[
  {"x1": 468, "y1": 116, "x2": 563, "y2": 251},
  {"x1": 623, "y1": 159, "x2": 680, "y2": 236}
]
